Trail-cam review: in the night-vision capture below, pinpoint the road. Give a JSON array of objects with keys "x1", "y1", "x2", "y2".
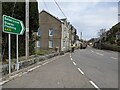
[
  {"x1": 3, "y1": 47, "x2": 118, "y2": 89},
  {"x1": 72, "y1": 47, "x2": 118, "y2": 88}
]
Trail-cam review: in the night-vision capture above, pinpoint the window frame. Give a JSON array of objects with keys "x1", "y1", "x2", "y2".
[
  {"x1": 49, "y1": 28, "x2": 54, "y2": 36},
  {"x1": 37, "y1": 40, "x2": 40, "y2": 48},
  {"x1": 49, "y1": 40, "x2": 53, "y2": 48}
]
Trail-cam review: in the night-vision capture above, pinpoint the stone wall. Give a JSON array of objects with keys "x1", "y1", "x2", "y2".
[{"x1": 2, "y1": 53, "x2": 59, "y2": 75}]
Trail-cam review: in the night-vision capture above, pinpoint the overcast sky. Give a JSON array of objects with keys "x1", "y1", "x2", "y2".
[{"x1": 37, "y1": 0, "x2": 119, "y2": 40}]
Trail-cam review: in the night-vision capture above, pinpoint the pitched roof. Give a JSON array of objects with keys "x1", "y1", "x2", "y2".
[{"x1": 40, "y1": 10, "x2": 62, "y2": 23}]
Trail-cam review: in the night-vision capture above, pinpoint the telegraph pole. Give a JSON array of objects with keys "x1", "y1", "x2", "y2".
[
  {"x1": 26, "y1": 0, "x2": 29, "y2": 59},
  {"x1": 80, "y1": 32, "x2": 82, "y2": 40},
  {"x1": 118, "y1": 1, "x2": 120, "y2": 22},
  {"x1": 0, "y1": 5, "x2": 1, "y2": 85}
]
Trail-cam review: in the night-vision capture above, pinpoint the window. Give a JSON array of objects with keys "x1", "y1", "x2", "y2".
[
  {"x1": 37, "y1": 30, "x2": 40, "y2": 36},
  {"x1": 63, "y1": 41, "x2": 66, "y2": 47},
  {"x1": 37, "y1": 41, "x2": 40, "y2": 48},
  {"x1": 37, "y1": 28, "x2": 41, "y2": 41},
  {"x1": 49, "y1": 29, "x2": 53, "y2": 36},
  {"x1": 49, "y1": 40, "x2": 53, "y2": 48}
]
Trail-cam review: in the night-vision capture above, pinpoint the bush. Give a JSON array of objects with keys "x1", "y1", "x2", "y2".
[
  {"x1": 101, "y1": 43, "x2": 120, "y2": 52},
  {"x1": 117, "y1": 41, "x2": 120, "y2": 46}
]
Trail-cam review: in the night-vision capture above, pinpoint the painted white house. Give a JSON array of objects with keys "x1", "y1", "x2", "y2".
[{"x1": 61, "y1": 18, "x2": 70, "y2": 52}]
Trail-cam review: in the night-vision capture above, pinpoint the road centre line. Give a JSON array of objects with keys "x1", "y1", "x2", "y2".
[
  {"x1": 69, "y1": 51, "x2": 100, "y2": 89},
  {"x1": 91, "y1": 50, "x2": 104, "y2": 56},
  {"x1": 111, "y1": 57, "x2": 117, "y2": 60},
  {"x1": 77, "y1": 68, "x2": 84, "y2": 75},
  {"x1": 73, "y1": 62, "x2": 76, "y2": 66},
  {"x1": 91, "y1": 50, "x2": 94, "y2": 53},
  {"x1": 96, "y1": 52, "x2": 103, "y2": 56},
  {"x1": 89, "y1": 81, "x2": 100, "y2": 90}
]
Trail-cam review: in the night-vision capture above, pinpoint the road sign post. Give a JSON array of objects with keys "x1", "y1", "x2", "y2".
[
  {"x1": 3, "y1": 15, "x2": 25, "y2": 73},
  {"x1": 8, "y1": 34, "x2": 11, "y2": 73},
  {"x1": 16, "y1": 35, "x2": 19, "y2": 71}
]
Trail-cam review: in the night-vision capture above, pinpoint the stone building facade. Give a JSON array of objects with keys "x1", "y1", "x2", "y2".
[{"x1": 37, "y1": 10, "x2": 77, "y2": 52}]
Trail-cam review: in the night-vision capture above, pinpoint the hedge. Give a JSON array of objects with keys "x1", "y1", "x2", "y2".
[{"x1": 101, "y1": 43, "x2": 120, "y2": 52}]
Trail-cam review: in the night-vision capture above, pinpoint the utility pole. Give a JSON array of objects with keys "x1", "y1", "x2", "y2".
[
  {"x1": 118, "y1": 1, "x2": 120, "y2": 22},
  {"x1": 0, "y1": 9, "x2": 1, "y2": 86},
  {"x1": 80, "y1": 32, "x2": 82, "y2": 40},
  {"x1": 26, "y1": 0, "x2": 29, "y2": 59},
  {"x1": 0, "y1": 1, "x2": 2, "y2": 58}
]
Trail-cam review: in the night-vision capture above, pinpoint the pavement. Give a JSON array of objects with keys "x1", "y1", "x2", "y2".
[{"x1": 2, "y1": 47, "x2": 118, "y2": 89}]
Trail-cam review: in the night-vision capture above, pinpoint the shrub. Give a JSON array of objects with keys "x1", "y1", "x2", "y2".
[{"x1": 101, "y1": 43, "x2": 120, "y2": 52}]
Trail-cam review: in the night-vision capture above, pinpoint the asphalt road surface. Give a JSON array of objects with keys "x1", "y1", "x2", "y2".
[
  {"x1": 3, "y1": 47, "x2": 118, "y2": 89},
  {"x1": 71, "y1": 47, "x2": 118, "y2": 88}
]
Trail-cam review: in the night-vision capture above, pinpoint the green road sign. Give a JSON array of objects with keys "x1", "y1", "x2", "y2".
[{"x1": 3, "y1": 15, "x2": 25, "y2": 35}]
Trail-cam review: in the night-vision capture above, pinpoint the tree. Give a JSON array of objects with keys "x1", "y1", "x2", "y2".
[{"x1": 106, "y1": 23, "x2": 120, "y2": 45}]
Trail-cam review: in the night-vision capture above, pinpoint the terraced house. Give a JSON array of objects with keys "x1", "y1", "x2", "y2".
[{"x1": 37, "y1": 10, "x2": 77, "y2": 52}]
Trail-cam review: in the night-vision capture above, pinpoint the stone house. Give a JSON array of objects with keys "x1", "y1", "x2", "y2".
[{"x1": 36, "y1": 10, "x2": 77, "y2": 52}]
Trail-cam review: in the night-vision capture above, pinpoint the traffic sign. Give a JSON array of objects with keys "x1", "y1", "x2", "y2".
[{"x1": 3, "y1": 15, "x2": 25, "y2": 35}]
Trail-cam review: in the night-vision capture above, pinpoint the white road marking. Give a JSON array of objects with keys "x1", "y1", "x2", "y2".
[
  {"x1": 35, "y1": 65, "x2": 40, "y2": 68},
  {"x1": 19, "y1": 72, "x2": 27, "y2": 77},
  {"x1": 0, "y1": 56, "x2": 61, "y2": 85},
  {"x1": 95, "y1": 50, "x2": 104, "y2": 53},
  {"x1": 96, "y1": 52, "x2": 103, "y2": 56},
  {"x1": 89, "y1": 81, "x2": 100, "y2": 90},
  {"x1": 27, "y1": 68, "x2": 35, "y2": 72},
  {"x1": 91, "y1": 50, "x2": 94, "y2": 53},
  {"x1": 111, "y1": 57, "x2": 117, "y2": 60},
  {"x1": 27, "y1": 65, "x2": 41, "y2": 72},
  {"x1": 57, "y1": 82, "x2": 60, "y2": 85},
  {"x1": 0, "y1": 80, "x2": 9, "y2": 85},
  {"x1": 9, "y1": 73, "x2": 21, "y2": 79},
  {"x1": 31, "y1": 66, "x2": 38, "y2": 70},
  {"x1": 16, "y1": 65, "x2": 43, "y2": 78},
  {"x1": 71, "y1": 58, "x2": 73, "y2": 61},
  {"x1": 73, "y1": 62, "x2": 76, "y2": 66},
  {"x1": 18, "y1": 74, "x2": 23, "y2": 77},
  {"x1": 0, "y1": 78, "x2": 2, "y2": 81},
  {"x1": 42, "y1": 62, "x2": 48, "y2": 66},
  {"x1": 77, "y1": 68, "x2": 84, "y2": 75}
]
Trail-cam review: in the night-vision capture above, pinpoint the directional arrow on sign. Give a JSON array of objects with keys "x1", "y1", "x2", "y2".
[{"x1": 3, "y1": 15, "x2": 25, "y2": 35}]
